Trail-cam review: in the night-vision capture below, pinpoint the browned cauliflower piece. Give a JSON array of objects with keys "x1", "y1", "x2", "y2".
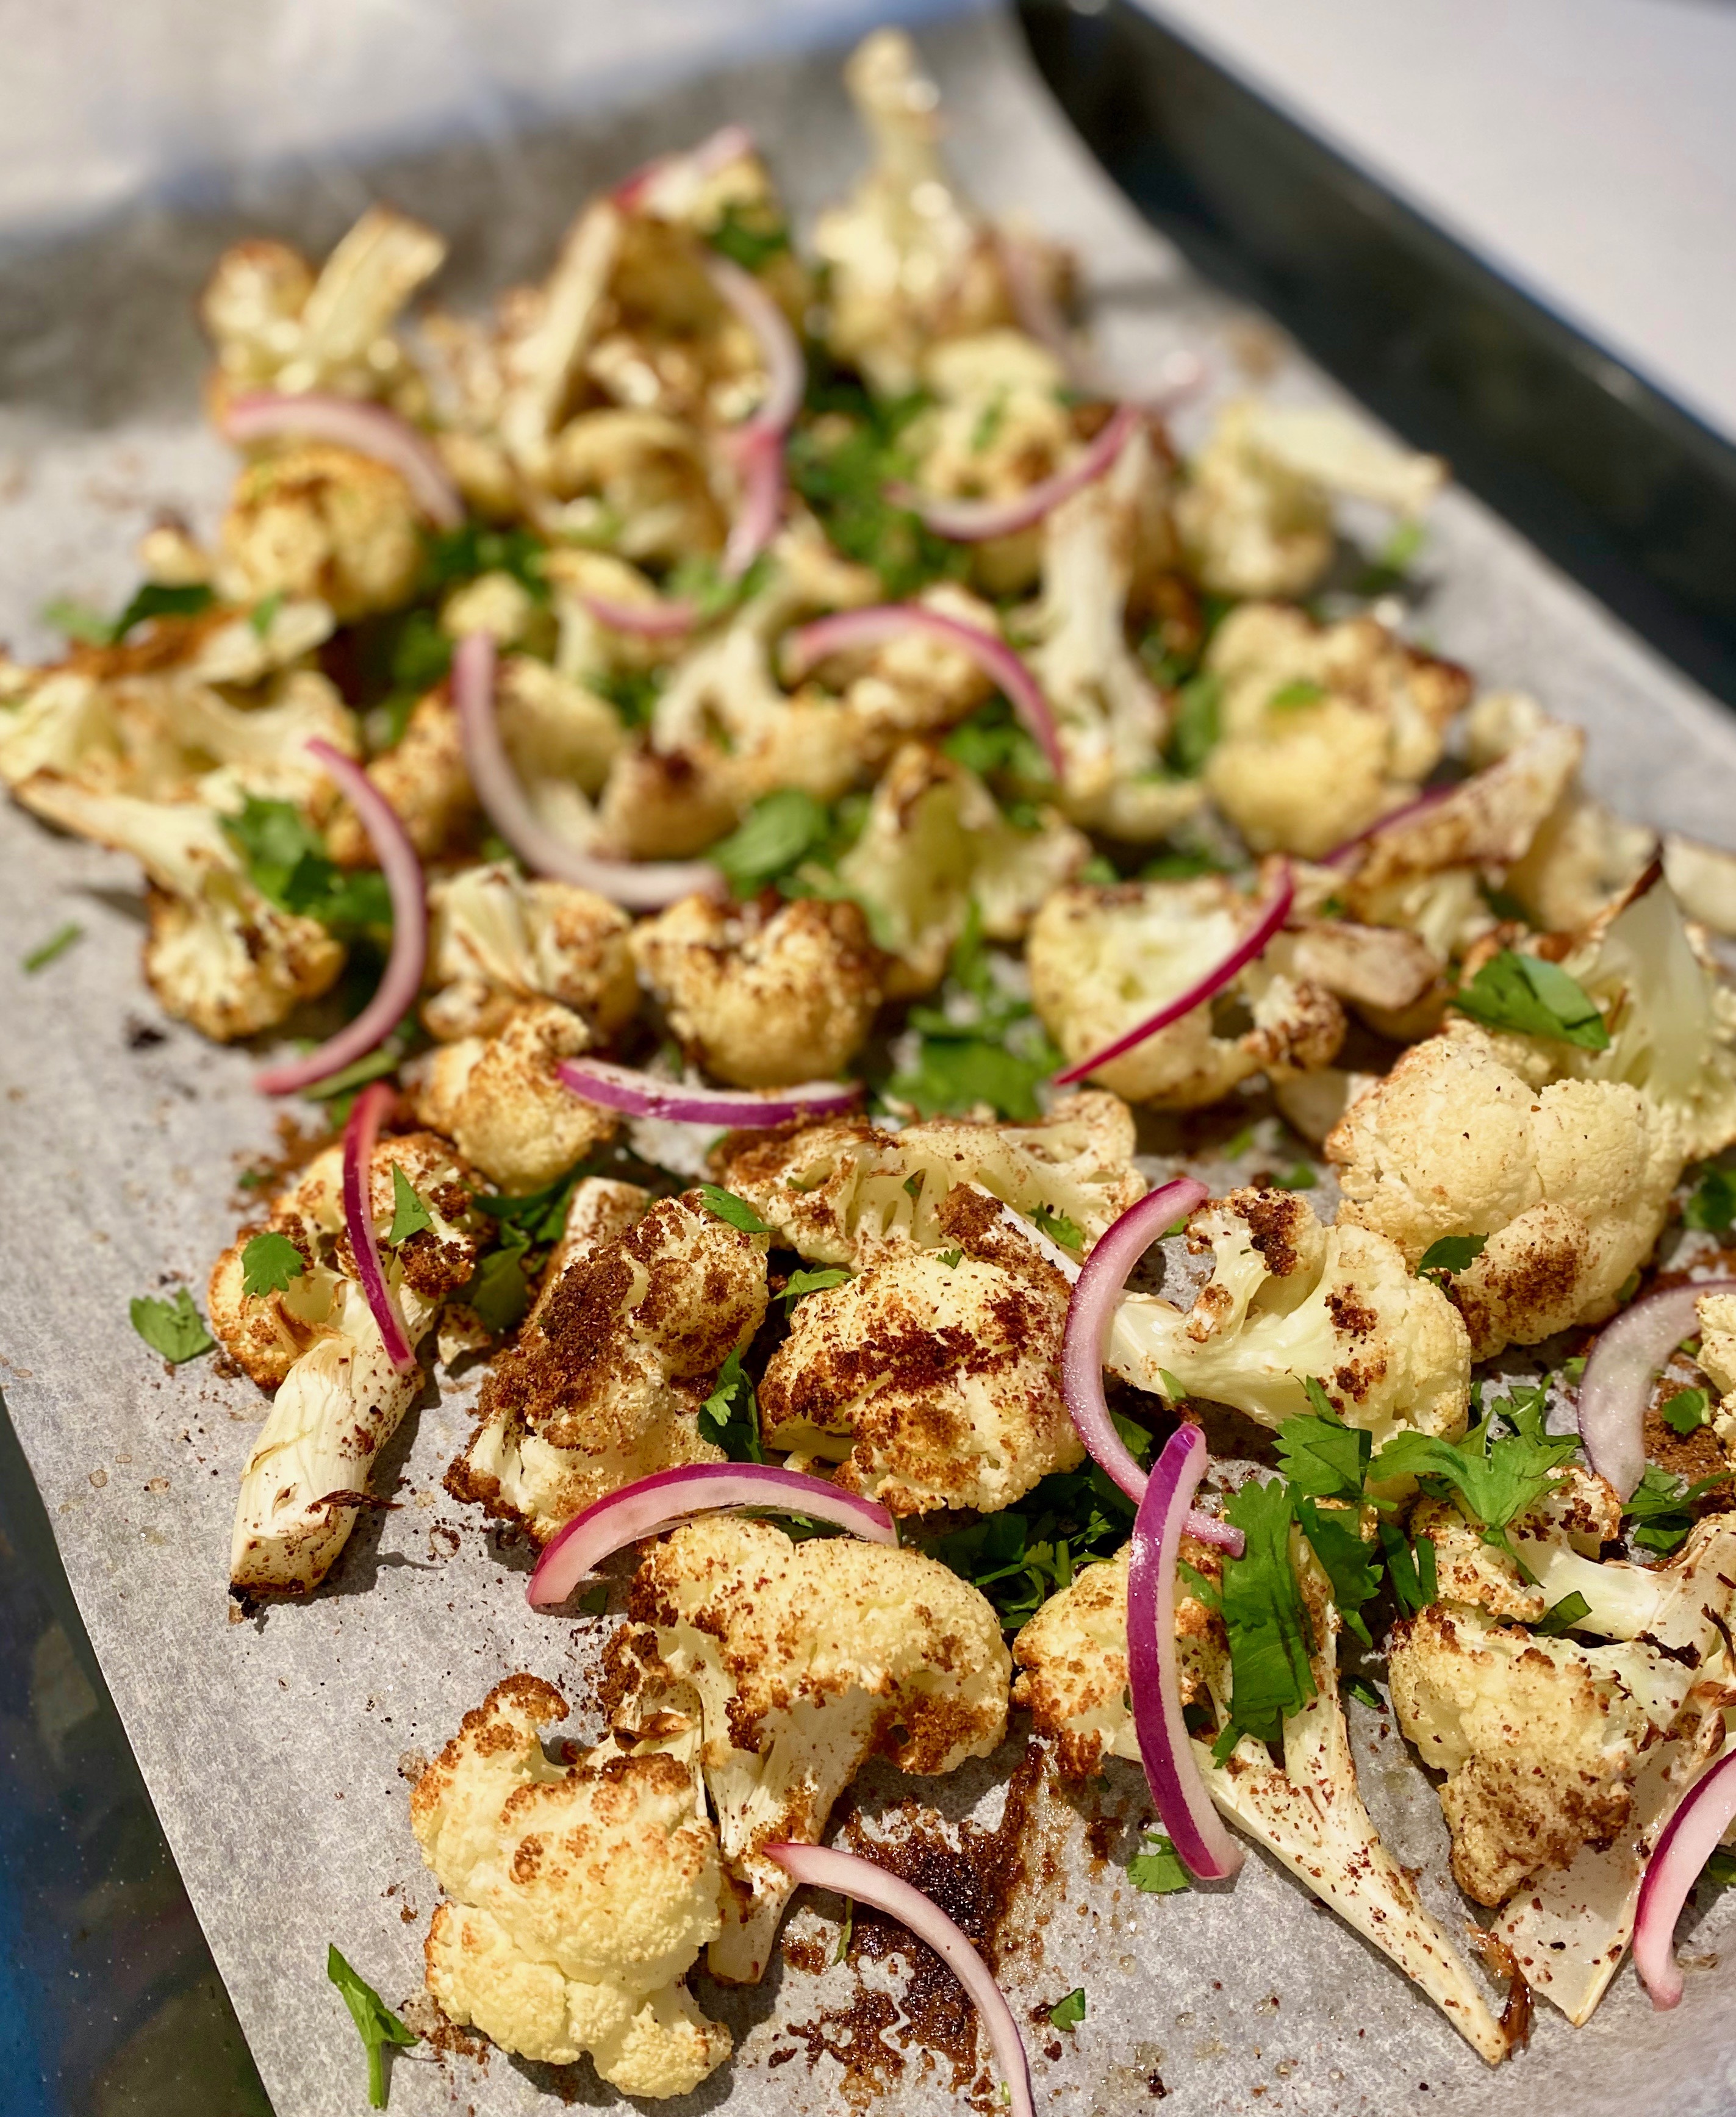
[
  {"x1": 327, "y1": 684, "x2": 475, "y2": 867},
  {"x1": 422, "y1": 862, "x2": 636, "y2": 1044},
  {"x1": 445, "y1": 1190, "x2": 767, "y2": 1541},
  {"x1": 214, "y1": 441, "x2": 425, "y2": 620},
  {"x1": 629, "y1": 892, "x2": 881, "y2": 1087},
  {"x1": 758, "y1": 1183, "x2": 1081, "y2": 1514}
]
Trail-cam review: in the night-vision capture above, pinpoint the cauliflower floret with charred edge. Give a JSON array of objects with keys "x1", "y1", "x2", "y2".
[
  {"x1": 325, "y1": 684, "x2": 475, "y2": 867},
  {"x1": 445, "y1": 1191, "x2": 767, "y2": 1542},
  {"x1": 404, "y1": 999, "x2": 620, "y2": 1195},
  {"x1": 835, "y1": 740, "x2": 1088, "y2": 997},
  {"x1": 226, "y1": 1133, "x2": 483, "y2": 1594},
  {"x1": 422, "y1": 862, "x2": 636, "y2": 1044},
  {"x1": 630, "y1": 892, "x2": 882, "y2": 1087},
  {"x1": 1011, "y1": 1538, "x2": 1511, "y2": 2063},
  {"x1": 15, "y1": 774, "x2": 342, "y2": 1041},
  {"x1": 1200, "y1": 603, "x2": 1469, "y2": 860},
  {"x1": 1028, "y1": 872, "x2": 1346, "y2": 1108},
  {"x1": 411, "y1": 1675, "x2": 731, "y2": 2096},
  {"x1": 712, "y1": 1089, "x2": 1145, "y2": 1267},
  {"x1": 605, "y1": 1514, "x2": 1010, "y2": 1982},
  {"x1": 1176, "y1": 398, "x2": 1446, "y2": 600},
  {"x1": 215, "y1": 442, "x2": 425, "y2": 620},
  {"x1": 1325, "y1": 1030, "x2": 1679, "y2": 1358},
  {"x1": 810, "y1": 581, "x2": 997, "y2": 759},
  {"x1": 759, "y1": 1183, "x2": 1082, "y2": 1514},
  {"x1": 1108, "y1": 1186, "x2": 1471, "y2": 1446}
]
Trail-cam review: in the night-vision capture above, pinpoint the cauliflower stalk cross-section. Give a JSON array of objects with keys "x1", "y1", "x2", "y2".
[{"x1": 412, "y1": 1675, "x2": 732, "y2": 2097}]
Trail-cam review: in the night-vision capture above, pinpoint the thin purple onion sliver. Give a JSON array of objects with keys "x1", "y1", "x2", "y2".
[
  {"x1": 885, "y1": 403, "x2": 1142, "y2": 542},
  {"x1": 557, "y1": 1058, "x2": 861, "y2": 1128},
  {"x1": 341, "y1": 1081, "x2": 418, "y2": 1374},
  {"x1": 1319, "y1": 784, "x2": 1455, "y2": 870},
  {"x1": 1127, "y1": 1425, "x2": 1245, "y2": 1880},
  {"x1": 578, "y1": 592, "x2": 698, "y2": 638},
  {"x1": 1577, "y1": 1279, "x2": 1736, "y2": 1502},
  {"x1": 219, "y1": 390, "x2": 464, "y2": 528},
  {"x1": 1634, "y1": 1744, "x2": 1736, "y2": 2009},
  {"x1": 526, "y1": 1463, "x2": 895, "y2": 1610}
]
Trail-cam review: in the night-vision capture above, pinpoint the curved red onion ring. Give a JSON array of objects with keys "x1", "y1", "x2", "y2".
[
  {"x1": 886, "y1": 402, "x2": 1142, "y2": 543},
  {"x1": 1059, "y1": 1178, "x2": 1242, "y2": 1555},
  {"x1": 1127, "y1": 1424, "x2": 1246, "y2": 1879},
  {"x1": 614, "y1": 123, "x2": 756, "y2": 212},
  {"x1": 703, "y1": 253, "x2": 804, "y2": 440},
  {"x1": 450, "y1": 631, "x2": 723, "y2": 910},
  {"x1": 527, "y1": 1463, "x2": 895, "y2": 1610},
  {"x1": 784, "y1": 604, "x2": 1065, "y2": 781},
  {"x1": 1320, "y1": 785, "x2": 1456, "y2": 870},
  {"x1": 1051, "y1": 864, "x2": 1295, "y2": 1089},
  {"x1": 255, "y1": 740, "x2": 427, "y2": 1096},
  {"x1": 1578, "y1": 1278, "x2": 1736, "y2": 1502},
  {"x1": 1634, "y1": 1744, "x2": 1736, "y2": 2008},
  {"x1": 341, "y1": 1081, "x2": 418, "y2": 1374},
  {"x1": 557, "y1": 1058, "x2": 860, "y2": 1128},
  {"x1": 578, "y1": 592, "x2": 698, "y2": 639},
  {"x1": 764, "y1": 1842, "x2": 1034, "y2": 2117},
  {"x1": 720, "y1": 425, "x2": 786, "y2": 581},
  {"x1": 218, "y1": 390, "x2": 463, "y2": 529}
]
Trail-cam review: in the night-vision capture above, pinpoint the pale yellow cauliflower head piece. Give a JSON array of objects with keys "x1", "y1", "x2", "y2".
[
  {"x1": 215, "y1": 442, "x2": 424, "y2": 620},
  {"x1": 422, "y1": 862, "x2": 636, "y2": 1044},
  {"x1": 630, "y1": 892, "x2": 882, "y2": 1087},
  {"x1": 609, "y1": 1514, "x2": 1010, "y2": 1982},
  {"x1": 325, "y1": 685, "x2": 475, "y2": 869},
  {"x1": 411, "y1": 1675, "x2": 731, "y2": 2097}
]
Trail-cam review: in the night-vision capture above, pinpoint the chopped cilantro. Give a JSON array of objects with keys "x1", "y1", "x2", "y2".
[
  {"x1": 1417, "y1": 1233, "x2": 1487, "y2": 1283},
  {"x1": 664, "y1": 550, "x2": 773, "y2": 625},
  {"x1": 464, "y1": 1163, "x2": 594, "y2": 1334},
  {"x1": 22, "y1": 921, "x2": 82, "y2": 973},
  {"x1": 387, "y1": 1165, "x2": 434, "y2": 1244},
  {"x1": 969, "y1": 393, "x2": 1009, "y2": 456},
  {"x1": 1451, "y1": 950, "x2": 1610, "y2": 1051},
  {"x1": 1268, "y1": 679, "x2": 1327, "y2": 712},
  {"x1": 221, "y1": 795, "x2": 392, "y2": 933},
  {"x1": 697, "y1": 1185, "x2": 773, "y2": 1234},
  {"x1": 110, "y1": 580, "x2": 217, "y2": 640},
  {"x1": 240, "y1": 1231, "x2": 304, "y2": 1298},
  {"x1": 386, "y1": 606, "x2": 455, "y2": 695},
  {"x1": 1702, "y1": 1849, "x2": 1736, "y2": 1892},
  {"x1": 704, "y1": 201, "x2": 792, "y2": 273},
  {"x1": 787, "y1": 373, "x2": 964, "y2": 600},
  {"x1": 423, "y1": 521, "x2": 549, "y2": 601},
  {"x1": 1354, "y1": 518, "x2": 1426, "y2": 596},
  {"x1": 1276, "y1": 1390, "x2": 1371, "y2": 1505},
  {"x1": 1049, "y1": 1988, "x2": 1086, "y2": 2031},
  {"x1": 1214, "y1": 1477, "x2": 1315, "y2": 1753},
  {"x1": 1127, "y1": 1833, "x2": 1192, "y2": 1894},
  {"x1": 1662, "y1": 1386, "x2": 1710, "y2": 1436},
  {"x1": 835, "y1": 1898, "x2": 854, "y2": 1962},
  {"x1": 1342, "y1": 1672, "x2": 1385, "y2": 1711},
  {"x1": 1531, "y1": 1591, "x2": 1593, "y2": 1637},
  {"x1": 299, "y1": 1045, "x2": 406, "y2": 1105},
  {"x1": 943, "y1": 695, "x2": 1051, "y2": 784},
  {"x1": 466, "y1": 1243, "x2": 534, "y2": 1336},
  {"x1": 576, "y1": 1584, "x2": 610, "y2": 1618},
  {"x1": 249, "y1": 590, "x2": 285, "y2": 637},
  {"x1": 1685, "y1": 1165, "x2": 1736, "y2": 1236},
  {"x1": 1140, "y1": 844, "x2": 1232, "y2": 880},
  {"x1": 884, "y1": 906, "x2": 1061, "y2": 1122},
  {"x1": 591, "y1": 665, "x2": 662, "y2": 728},
  {"x1": 712, "y1": 789, "x2": 834, "y2": 897},
  {"x1": 1624, "y1": 1464, "x2": 1726, "y2": 1555},
  {"x1": 326, "y1": 1944, "x2": 417, "y2": 2110},
  {"x1": 40, "y1": 596, "x2": 111, "y2": 647},
  {"x1": 1165, "y1": 673, "x2": 1221, "y2": 776},
  {"x1": 698, "y1": 1346, "x2": 762, "y2": 1461},
  {"x1": 1030, "y1": 1205, "x2": 1085, "y2": 1253},
  {"x1": 1271, "y1": 1162, "x2": 1317, "y2": 1191},
  {"x1": 1157, "y1": 1368, "x2": 1191, "y2": 1404},
  {"x1": 473, "y1": 1169, "x2": 589, "y2": 1246},
  {"x1": 781, "y1": 1266, "x2": 852, "y2": 1309},
  {"x1": 937, "y1": 1248, "x2": 963, "y2": 1269},
  {"x1": 1372, "y1": 1388, "x2": 1579, "y2": 1558},
  {"x1": 129, "y1": 1287, "x2": 215, "y2": 1365},
  {"x1": 1294, "y1": 1496, "x2": 1381, "y2": 1646},
  {"x1": 1379, "y1": 1522, "x2": 1437, "y2": 1617}
]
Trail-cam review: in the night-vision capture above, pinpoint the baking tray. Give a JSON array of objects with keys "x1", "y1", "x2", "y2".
[{"x1": 4, "y1": 9, "x2": 1736, "y2": 2116}]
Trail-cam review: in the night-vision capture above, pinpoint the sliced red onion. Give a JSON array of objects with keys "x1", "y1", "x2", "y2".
[
  {"x1": 578, "y1": 592, "x2": 697, "y2": 639},
  {"x1": 1321, "y1": 785, "x2": 1455, "y2": 870},
  {"x1": 1059, "y1": 1178, "x2": 1243, "y2": 1556},
  {"x1": 720, "y1": 424, "x2": 786, "y2": 581},
  {"x1": 763, "y1": 1842, "x2": 1034, "y2": 2117},
  {"x1": 450, "y1": 631, "x2": 723, "y2": 910},
  {"x1": 614, "y1": 123, "x2": 756, "y2": 212},
  {"x1": 1051, "y1": 864, "x2": 1295, "y2": 1089},
  {"x1": 1127, "y1": 1424, "x2": 1246, "y2": 1880},
  {"x1": 527, "y1": 1463, "x2": 895, "y2": 1610},
  {"x1": 1634, "y1": 1744, "x2": 1736, "y2": 2009},
  {"x1": 784, "y1": 604, "x2": 1064, "y2": 781},
  {"x1": 886, "y1": 402, "x2": 1142, "y2": 543},
  {"x1": 255, "y1": 739, "x2": 427, "y2": 1096},
  {"x1": 218, "y1": 390, "x2": 463, "y2": 529},
  {"x1": 1578, "y1": 1279, "x2": 1736, "y2": 1501},
  {"x1": 342, "y1": 1081, "x2": 418, "y2": 1374},
  {"x1": 703, "y1": 253, "x2": 805, "y2": 440},
  {"x1": 556, "y1": 1057, "x2": 860, "y2": 1128}
]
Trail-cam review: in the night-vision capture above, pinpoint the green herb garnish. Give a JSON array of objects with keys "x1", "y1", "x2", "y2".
[
  {"x1": 697, "y1": 1185, "x2": 773, "y2": 1234},
  {"x1": 1452, "y1": 951, "x2": 1610, "y2": 1051},
  {"x1": 387, "y1": 1166, "x2": 434, "y2": 1244},
  {"x1": 221, "y1": 795, "x2": 392, "y2": 933},
  {"x1": 1049, "y1": 1988, "x2": 1086, "y2": 2032},
  {"x1": 1127, "y1": 1833, "x2": 1192, "y2": 1894},
  {"x1": 1166, "y1": 673, "x2": 1221, "y2": 776},
  {"x1": 1268, "y1": 679, "x2": 1327, "y2": 712},
  {"x1": 1661, "y1": 1387, "x2": 1710, "y2": 1437},
  {"x1": 129, "y1": 1287, "x2": 215, "y2": 1365},
  {"x1": 1417, "y1": 1233, "x2": 1488, "y2": 1283},
  {"x1": 22, "y1": 922, "x2": 82, "y2": 973},
  {"x1": 240, "y1": 1231, "x2": 305, "y2": 1298},
  {"x1": 326, "y1": 1944, "x2": 417, "y2": 2110},
  {"x1": 698, "y1": 1345, "x2": 762, "y2": 1461}
]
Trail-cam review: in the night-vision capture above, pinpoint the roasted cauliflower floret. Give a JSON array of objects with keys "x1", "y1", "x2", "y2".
[
  {"x1": 629, "y1": 892, "x2": 882, "y2": 1087},
  {"x1": 1326, "y1": 1031, "x2": 1679, "y2": 1357},
  {"x1": 214, "y1": 442, "x2": 425, "y2": 620},
  {"x1": 758, "y1": 1183, "x2": 1081, "y2": 1513},
  {"x1": 446, "y1": 1191, "x2": 767, "y2": 1541},
  {"x1": 326, "y1": 686, "x2": 476, "y2": 867},
  {"x1": 1108, "y1": 1186, "x2": 1471, "y2": 1445},
  {"x1": 1177, "y1": 398, "x2": 1445, "y2": 600},
  {"x1": 713, "y1": 1090, "x2": 1144, "y2": 1267},
  {"x1": 404, "y1": 1000, "x2": 619, "y2": 1195},
  {"x1": 1028, "y1": 873, "x2": 1346, "y2": 1107},
  {"x1": 15, "y1": 775, "x2": 342, "y2": 1041},
  {"x1": 412, "y1": 1675, "x2": 731, "y2": 2097},
  {"x1": 1200, "y1": 603, "x2": 1469, "y2": 859},
  {"x1": 422, "y1": 862, "x2": 636, "y2": 1044},
  {"x1": 607, "y1": 1515, "x2": 1011, "y2": 1982}
]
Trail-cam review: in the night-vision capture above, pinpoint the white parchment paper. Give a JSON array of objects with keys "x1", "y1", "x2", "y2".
[{"x1": 3, "y1": 12, "x2": 1736, "y2": 2116}]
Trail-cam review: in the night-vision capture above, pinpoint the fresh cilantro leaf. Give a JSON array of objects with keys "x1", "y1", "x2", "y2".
[
  {"x1": 1268, "y1": 679, "x2": 1327, "y2": 711},
  {"x1": 712, "y1": 789, "x2": 833, "y2": 897},
  {"x1": 1141, "y1": 844, "x2": 1232, "y2": 880},
  {"x1": 787, "y1": 376, "x2": 964, "y2": 600},
  {"x1": 1178, "y1": 1558, "x2": 1221, "y2": 1611},
  {"x1": 221, "y1": 795, "x2": 392, "y2": 933},
  {"x1": 111, "y1": 581, "x2": 216, "y2": 639},
  {"x1": 389, "y1": 606, "x2": 456, "y2": 697},
  {"x1": 704, "y1": 200, "x2": 792, "y2": 273},
  {"x1": 1662, "y1": 1387, "x2": 1710, "y2": 1436},
  {"x1": 41, "y1": 596, "x2": 112, "y2": 646},
  {"x1": 1342, "y1": 1672, "x2": 1385, "y2": 1711},
  {"x1": 1372, "y1": 1399, "x2": 1579, "y2": 1556},
  {"x1": 1702, "y1": 1849, "x2": 1736, "y2": 1891},
  {"x1": 327, "y1": 1944, "x2": 417, "y2": 2109},
  {"x1": 467, "y1": 1239, "x2": 533, "y2": 1336},
  {"x1": 887, "y1": 1033, "x2": 1056, "y2": 1124},
  {"x1": 591, "y1": 664, "x2": 662, "y2": 728},
  {"x1": 388, "y1": 1165, "x2": 434, "y2": 1244},
  {"x1": 937, "y1": 1248, "x2": 963, "y2": 1269},
  {"x1": 697, "y1": 1185, "x2": 773, "y2": 1234},
  {"x1": 1354, "y1": 518, "x2": 1426, "y2": 595},
  {"x1": 781, "y1": 1266, "x2": 852, "y2": 1309},
  {"x1": 1379, "y1": 1522, "x2": 1437, "y2": 1617},
  {"x1": 1127, "y1": 1833, "x2": 1191, "y2": 1894},
  {"x1": 1275, "y1": 1392, "x2": 1371, "y2": 1506},
  {"x1": 301, "y1": 1045, "x2": 406, "y2": 1104},
  {"x1": 943, "y1": 695, "x2": 1050, "y2": 784},
  {"x1": 1417, "y1": 1233, "x2": 1488, "y2": 1283},
  {"x1": 129, "y1": 1288, "x2": 215, "y2": 1364},
  {"x1": 1685, "y1": 1165, "x2": 1736, "y2": 1236},
  {"x1": 23, "y1": 921, "x2": 82, "y2": 973},
  {"x1": 241, "y1": 1231, "x2": 305, "y2": 1298},
  {"x1": 1030, "y1": 1205, "x2": 1085, "y2": 1253},
  {"x1": 1532, "y1": 1591, "x2": 1593, "y2": 1636},
  {"x1": 576, "y1": 1583, "x2": 610, "y2": 1617},
  {"x1": 1222, "y1": 1125, "x2": 1257, "y2": 1162},
  {"x1": 1271, "y1": 1162, "x2": 1317, "y2": 1191},
  {"x1": 1049, "y1": 1988, "x2": 1086, "y2": 2031},
  {"x1": 665, "y1": 550, "x2": 774, "y2": 625},
  {"x1": 1624, "y1": 1464, "x2": 1726, "y2": 1555},
  {"x1": 472, "y1": 1165, "x2": 590, "y2": 1246},
  {"x1": 1452, "y1": 950, "x2": 1611, "y2": 1051},
  {"x1": 1216, "y1": 1477, "x2": 1315, "y2": 1750},
  {"x1": 249, "y1": 590, "x2": 285, "y2": 637},
  {"x1": 1157, "y1": 1369, "x2": 1191, "y2": 1404},
  {"x1": 1294, "y1": 1497, "x2": 1381, "y2": 1646},
  {"x1": 969, "y1": 393, "x2": 1008, "y2": 456},
  {"x1": 423, "y1": 521, "x2": 549, "y2": 601},
  {"x1": 698, "y1": 1346, "x2": 762, "y2": 1461},
  {"x1": 1165, "y1": 673, "x2": 1221, "y2": 776}
]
